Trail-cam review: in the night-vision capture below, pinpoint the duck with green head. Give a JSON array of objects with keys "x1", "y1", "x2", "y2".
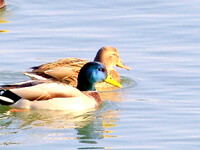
[{"x1": 0, "y1": 62, "x2": 121, "y2": 111}]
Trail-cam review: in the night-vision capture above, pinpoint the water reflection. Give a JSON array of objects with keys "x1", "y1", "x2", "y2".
[
  {"x1": 76, "y1": 110, "x2": 118, "y2": 144},
  {"x1": 100, "y1": 76, "x2": 138, "y2": 101},
  {"x1": 0, "y1": 0, "x2": 19, "y2": 33},
  {"x1": 0, "y1": 2, "x2": 8, "y2": 33},
  {"x1": 0, "y1": 102, "x2": 119, "y2": 146}
]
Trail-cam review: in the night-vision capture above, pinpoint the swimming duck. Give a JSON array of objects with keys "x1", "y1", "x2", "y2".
[
  {"x1": 0, "y1": 62, "x2": 121, "y2": 111},
  {"x1": 0, "y1": 0, "x2": 5, "y2": 9},
  {"x1": 24, "y1": 46, "x2": 130, "y2": 90}
]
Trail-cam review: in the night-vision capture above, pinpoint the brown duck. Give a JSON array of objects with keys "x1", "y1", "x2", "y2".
[{"x1": 24, "y1": 46, "x2": 130, "y2": 90}]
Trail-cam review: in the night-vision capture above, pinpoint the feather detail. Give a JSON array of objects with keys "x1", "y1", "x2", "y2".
[{"x1": 24, "y1": 47, "x2": 130, "y2": 90}]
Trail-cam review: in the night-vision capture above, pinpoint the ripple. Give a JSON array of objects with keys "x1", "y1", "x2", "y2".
[
  {"x1": 120, "y1": 76, "x2": 139, "y2": 90},
  {"x1": 4, "y1": 0, "x2": 20, "y2": 12},
  {"x1": 1, "y1": 0, "x2": 200, "y2": 149}
]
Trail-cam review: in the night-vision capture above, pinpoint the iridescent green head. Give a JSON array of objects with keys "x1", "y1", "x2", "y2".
[{"x1": 77, "y1": 62, "x2": 122, "y2": 91}]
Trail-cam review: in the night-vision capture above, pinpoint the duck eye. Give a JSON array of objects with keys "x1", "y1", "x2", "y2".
[
  {"x1": 113, "y1": 53, "x2": 119, "y2": 58},
  {"x1": 98, "y1": 68, "x2": 105, "y2": 72}
]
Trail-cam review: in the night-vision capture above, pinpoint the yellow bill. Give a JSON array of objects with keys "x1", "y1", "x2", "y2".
[
  {"x1": 116, "y1": 60, "x2": 130, "y2": 70},
  {"x1": 104, "y1": 75, "x2": 122, "y2": 88}
]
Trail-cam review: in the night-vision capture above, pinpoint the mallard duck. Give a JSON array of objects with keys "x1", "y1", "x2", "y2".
[
  {"x1": 0, "y1": 0, "x2": 5, "y2": 9},
  {"x1": 0, "y1": 62, "x2": 121, "y2": 111},
  {"x1": 24, "y1": 46, "x2": 130, "y2": 90}
]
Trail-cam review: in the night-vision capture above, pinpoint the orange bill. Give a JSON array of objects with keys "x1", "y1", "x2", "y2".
[{"x1": 116, "y1": 60, "x2": 130, "y2": 70}]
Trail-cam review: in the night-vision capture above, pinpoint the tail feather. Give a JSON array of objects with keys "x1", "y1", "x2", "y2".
[
  {"x1": 0, "y1": 89, "x2": 21, "y2": 105},
  {"x1": 30, "y1": 65, "x2": 41, "y2": 70}
]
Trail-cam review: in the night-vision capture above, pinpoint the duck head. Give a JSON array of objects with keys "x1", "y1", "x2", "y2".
[
  {"x1": 94, "y1": 46, "x2": 130, "y2": 71},
  {"x1": 77, "y1": 62, "x2": 122, "y2": 91}
]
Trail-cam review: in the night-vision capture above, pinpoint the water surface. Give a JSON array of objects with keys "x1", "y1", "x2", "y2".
[{"x1": 1, "y1": 0, "x2": 200, "y2": 149}]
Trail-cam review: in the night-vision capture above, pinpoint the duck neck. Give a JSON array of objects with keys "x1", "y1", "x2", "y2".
[{"x1": 77, "y1": 80, "x2": 95, "y2": 91}]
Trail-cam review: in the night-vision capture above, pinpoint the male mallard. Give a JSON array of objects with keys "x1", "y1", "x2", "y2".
[
  {"x1": 24, "y1": 46, "x2": 130, "y2": 90},
  {"x1": 0, "y1": 62, "x2": 121, "y2": 111}
]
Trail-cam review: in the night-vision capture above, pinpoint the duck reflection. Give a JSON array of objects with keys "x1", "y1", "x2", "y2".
[
  {"x1": 0, "y1": 101, "x2": 120, "y2": 145},
  {"x1": 100, "y1": 90, "x2": 125, "y2": 102},
  {"x1": 0, "y1": 0, "x2": 9, "y2": 33},
  {"x1": 76, "y1": 109, "x2": 118, "y2": 144}
]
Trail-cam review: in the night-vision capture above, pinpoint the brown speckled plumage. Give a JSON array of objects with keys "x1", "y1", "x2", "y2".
[
  {"x1": 31, "y1": 58, "x2": 87, "y2": 72},
  {"x1": 24, "y1": 47, "x2": 130, "y2": 90}
]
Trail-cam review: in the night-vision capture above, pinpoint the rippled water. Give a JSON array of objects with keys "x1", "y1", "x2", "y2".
[{"x1": 1, "y1": 0, "x2": 200, "y2": 149}]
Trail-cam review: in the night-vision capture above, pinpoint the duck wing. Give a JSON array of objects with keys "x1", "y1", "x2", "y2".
[
  {"x1": 44, "y1": 67, "x2": 79, "y2": 86},
  {"x1": 11, "y1": 82, "x2": 83, "y2": 101},
  {"x1": 30, "y1": 57, "x2": 88, "y2": 73},
  {"x1": 24, "y1": 58, "x2": 88, "y2": 84}
]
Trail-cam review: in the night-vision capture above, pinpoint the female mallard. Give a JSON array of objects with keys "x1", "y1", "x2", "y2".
[
  {"x1": 0, "y1": 62, "x2": 121, "y2": 111},
  {"x1": 24, "y1": 46, "x2": 130, "y2": 90}
]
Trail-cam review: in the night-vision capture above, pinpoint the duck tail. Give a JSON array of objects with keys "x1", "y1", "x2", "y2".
[
  {"x1": 30, "y1": 65, "x2": 40, "y2": 70},
  {"x1": 0, "y1": 89, "x2": 21, "y2": 105}
]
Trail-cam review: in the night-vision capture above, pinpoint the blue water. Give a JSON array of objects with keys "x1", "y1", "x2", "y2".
[{"x1": 1, "y1": 0, "x2": 200, "y2": 149}]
